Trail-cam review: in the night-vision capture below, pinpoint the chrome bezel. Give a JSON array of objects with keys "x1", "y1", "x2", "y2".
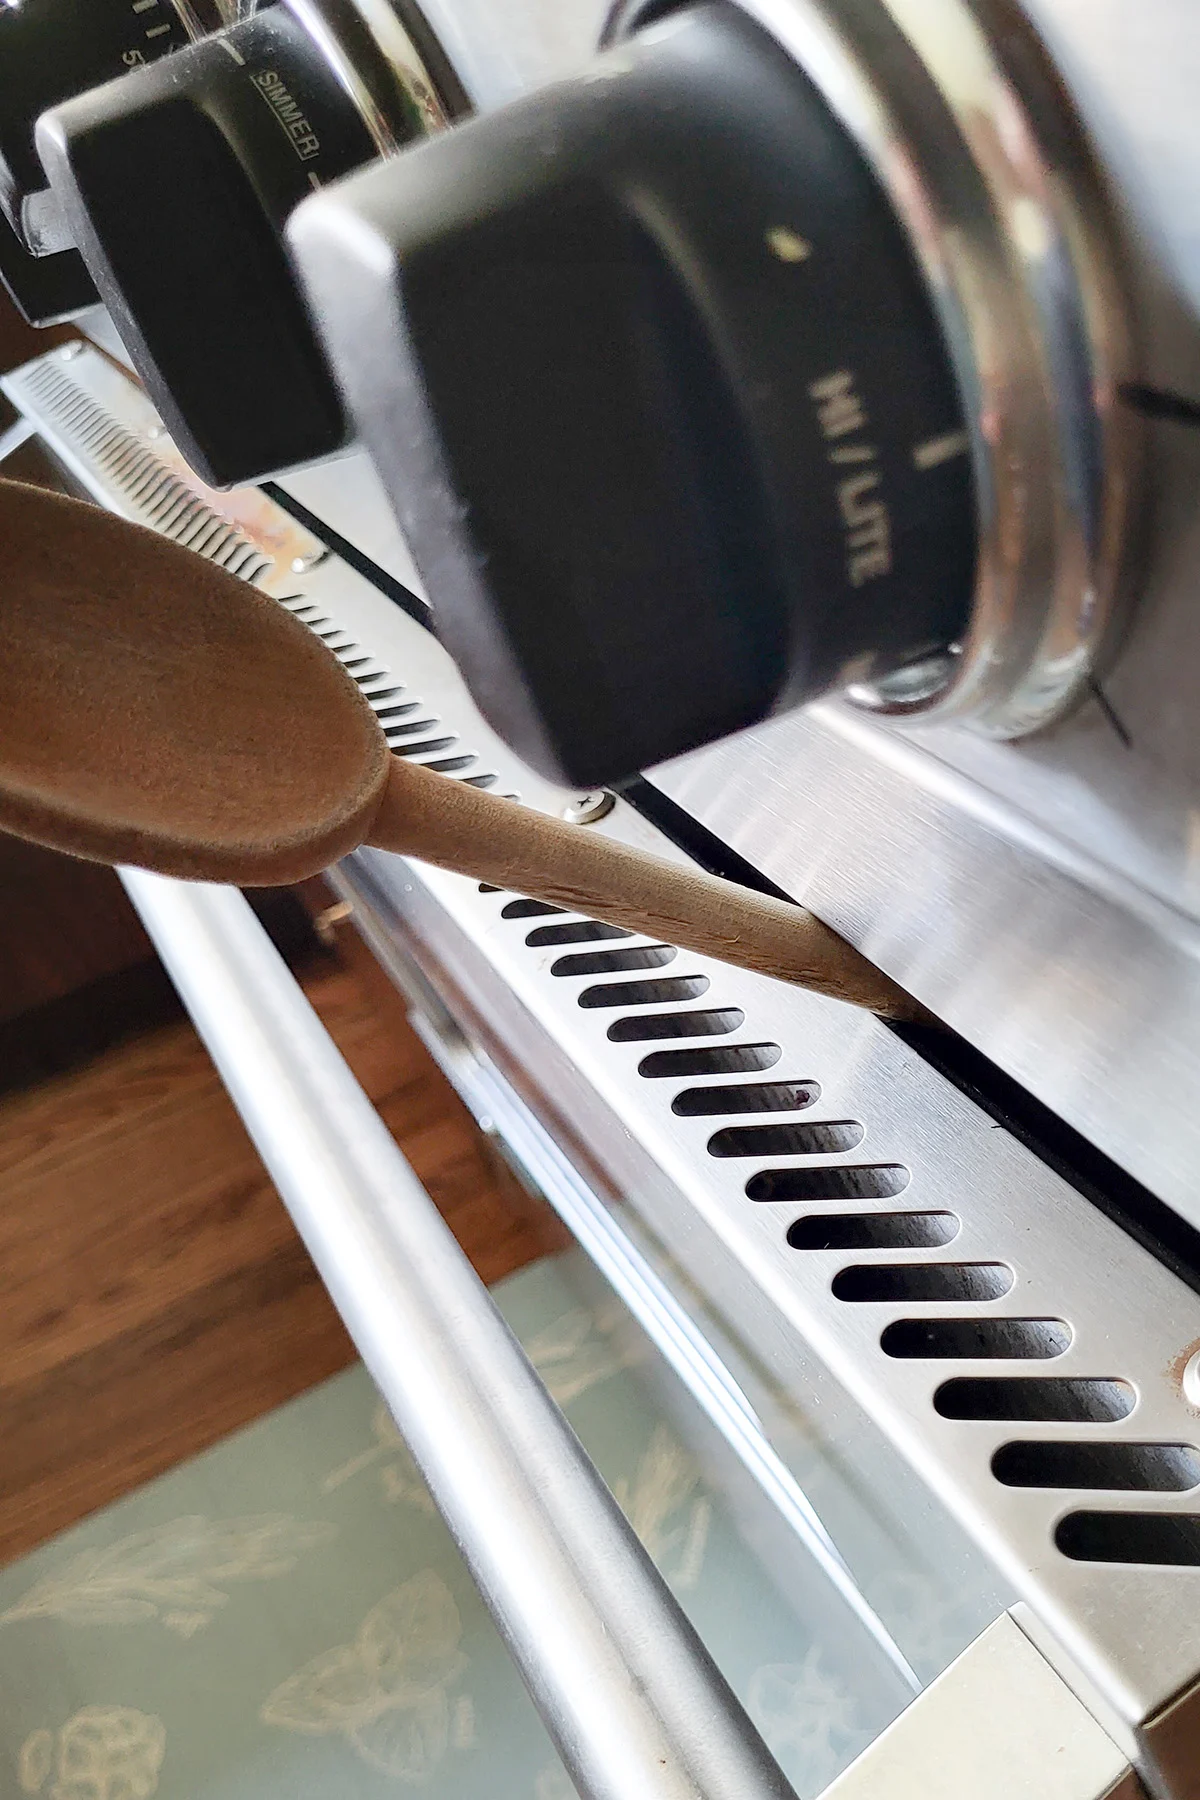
[
  {"x1": 283, "y1": 0, "x2": 456, "y2": 156},
  {"x1": 606, "y1": 0, "x2": 1142, "y2": 739}
]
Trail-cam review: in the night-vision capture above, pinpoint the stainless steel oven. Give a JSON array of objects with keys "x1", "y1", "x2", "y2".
[{"x1": 3, "y1": 0, "x2": 1200, "y2": 1794}]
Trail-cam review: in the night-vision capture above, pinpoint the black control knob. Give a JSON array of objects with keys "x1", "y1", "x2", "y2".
[
  {"x1": 35, "y1": 4, "x2": 385, "y2": 485},
  {"x1": 292, "y1": 0, "x2": 977, "y2": 786},
  {"x1": 0, "y1": 0, "x2": 199, "y2": 239},
  {"x1": 0, "y1": 0, "x2": 217, "y2": 321}
]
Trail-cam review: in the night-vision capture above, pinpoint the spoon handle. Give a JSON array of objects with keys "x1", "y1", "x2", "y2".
[{"x1": 366, "y1": 757, "x2": 932, "y2": 1023}]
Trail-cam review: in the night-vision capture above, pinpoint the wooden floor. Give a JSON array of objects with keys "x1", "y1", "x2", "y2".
[{"x1": 0, "y1": 919, "x2": 561, "y2": 1568}]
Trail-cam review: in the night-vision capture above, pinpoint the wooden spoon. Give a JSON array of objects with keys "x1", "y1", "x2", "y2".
[{"x1": 0, "y1": 478, "x2": 930, "y2": 1022}]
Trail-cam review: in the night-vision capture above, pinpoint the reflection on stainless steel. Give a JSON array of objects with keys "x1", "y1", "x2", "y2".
[
  {"x1": 652, "y1": 663, "x2": 1200, "y2": 1229},
  {"x1": 120, "y1": 872, "x2": 801, "y2": 1800},
  {"x1": 409, "y1": 0, "x2": 610, "y2": 106},
  {"x1": 283, "y1": 0, "x2": 455, "y2": 152},
  {"x1": 361, "y1": 958, "x2": 922, "y2": 1694}
]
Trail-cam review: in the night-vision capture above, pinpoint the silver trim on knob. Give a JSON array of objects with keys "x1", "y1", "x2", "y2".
[
  {"x1": 608, "y1": 0, "x2": 1142, "y2": 739},
  {"x1": 283, "y1": 0, "x2": 454, "y2": 156}
]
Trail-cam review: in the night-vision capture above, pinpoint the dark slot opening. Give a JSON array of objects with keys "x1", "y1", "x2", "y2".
[
  {"x1": 390, "y1": 737, "x2": 458, "y2": 757},
  {"x1": 672, "y1": 1079, "x2": 819, "y2": 1117},
  {"x1": 382, "y1": 713, "x2": 437, "y2": 730},
  {"x1": 609, "y1": 1008, "x2": 744, "y2": 1043},
  {"x1": 993, "y1": 1442, "x2": 1200, "y2": 1491},
  {"x1": 463, "y1": 773, "x2": 499, "y2": 789},
  {"x1": 551, "y1": 946, "x2": 676, "y2": 978},
  {"x1": 834, "y1": 1263, "x2": 1013, "y2": 1303},
  {"x1": 500, "y1": 898, "x2": 562, "y2": 918},
  {"x1": 639, "y1": 1043, "x2": 782, "y2": 1078},
  {"x1": 747, "y1": 1166, "x2": 909, "y2": 1202},
  {"x1": 478, "y1": 883, "x2": 501, "y2": 893},
  {"x1": 423, "y1": 755, "x2": 477, "y2": 773},
  {"x1": 580, "y1": 976, "x2": 710, "y2": 1009},
  {"x1": 526, "y1": 920, "x2": 632, "y2": 946},
  {"x1": 934, "y1": 1377, "x2": 1134, "y2": 1422},
  {"x1": 881, "y1": 1317, "x2": 1071, "y2": 1359},
  {"x1": 788, "y1": 1211, "x2": 959, "y2": 1251},
  {"x1": 1056, "y1": 1512, "x2": 1200, "y2": 1564},
  {"x1": 710, "y1": 1120, "x2": 864, "y2": 1158}
]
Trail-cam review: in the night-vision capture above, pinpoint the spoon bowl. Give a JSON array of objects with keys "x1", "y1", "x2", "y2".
[
  {"x1": 0, "y1": 479, "x2": 389, "y2": 881},
  {"x1": 0, "y1": 477, "x2": 931, "y2": 1022}
]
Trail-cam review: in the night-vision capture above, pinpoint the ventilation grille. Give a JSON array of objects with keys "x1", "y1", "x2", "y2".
[
  {"x1": 275, "y1": 597, "x2": 508, "y2": 792},
  {"x1": 11, "y1": 353, "x2": 515, "y2": 802},
  {"x1": 475, "y1": 878, "x2": 1200, "y2": 1570},
  {"x1": 15, "y1": 356, "x2": 273, "y2": 583}
]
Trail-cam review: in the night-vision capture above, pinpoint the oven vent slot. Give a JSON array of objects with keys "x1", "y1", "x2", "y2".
[
  {"x1": 992, "y1": 1442, "x2": 1200, "y2": 1491},
  {"x1": 502, "y1": 898, "x2": 564, "y2": 919},
  {"x1": 1056, "y1": 1513, "x2": 1200, "y2": 1564},
  {"x1": 392, "y1": 736, "x2": 459, "y2": 758},
  {"x1": 934, "y1": 1378, "x2": 1136, "y2": 1422},
  {"x1": 881, "y1": 1318, "x2": 1072, "y2": 1359},
  {"x1": 640, "y1": 1044, "x2": 783, "y2": 1078},
  {"x1": 526, "y1": 921, "x2": 631, "y2": 946},
  {"x1": 788, "y1": 1211, "x2": 959, "y2": 1251},
  {"x1": 672, "y1": 1079, "x2": 817, "y2": 1116},
  {"x1": 551, "y1": 946, "x2": 676, "y2": 978},
  {"x1": 747, "y1": 1166, "x2": 908, "y2": 1202},
  {"x1": 15, "y1": 357, "x2": 272, "y2": 583},
  {"x1": 607, "y1": 1008, "x2": 745, "y2": 1043},
  {"x1": 580, "y1": 976, "x2": 710, "y2": 1010},
  {"x1": 709, "y1": 1120, "x2": 863, "y2": 1158},
  {"x1": 833, "y1": 1262, "x2": 1015, "y2": 1303}
]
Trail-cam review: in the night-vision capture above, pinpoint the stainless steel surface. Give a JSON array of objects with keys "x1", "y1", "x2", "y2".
[
  {"x1": 0, "y1": 416, "x2": 34, "y2": 462},
  {"x1": 611, "y1": 0, "x2": 1137, "y2": 741},
  {"x1": 1016, "y1": 0, "x2": 1200, "y2": 408},
  {"x1": 405, "y1": 0, "x2": 608, "y2": 105},
  {"x1": 273, "y1": 446, "x2": 432, "y2": 593},
  {"x1": 120, "y1": 871, "x2": 800, "y2": 1800},
  {"x1": 652, "y1": 654, "x2": 1200, "y2": 1226},
  {"x1": 283, "y1": 0, "x2": 453, "y2": 151},
  {"x1": 824, "y1": 1616, "x2": 1139, "y2": 1800},
  {"x1": 362, "y1": 937, "x2": 922, "y2": 1694},
  {"x1": 297, "y1": 591, "x2": 1200, "y2": 1794},
  {"x1": 338, "y1": 828, "x2": 1200, "y2": 1797},
  {"x1": 562, "y1": 791, "x2": 617, "y2": 826},
  {"x1": 10, "y1": 316, "x2": 1200, "y2": 1794}
]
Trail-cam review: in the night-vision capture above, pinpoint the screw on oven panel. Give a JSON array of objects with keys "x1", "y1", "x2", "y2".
[
  {"x1": 291, "y1": 547, "x2": 331, "y2": 574},
  {"x1": 1183, "y1": 1349, "x2": 1200, "y2": 1409},
  {"x1": 561, "y1": 791, "x2": 616, "y2": 826}
]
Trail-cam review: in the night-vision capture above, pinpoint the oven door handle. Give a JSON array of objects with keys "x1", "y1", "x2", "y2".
[{"x1": 119, "y1": 869, "x2": 797, "y2": 1800}]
